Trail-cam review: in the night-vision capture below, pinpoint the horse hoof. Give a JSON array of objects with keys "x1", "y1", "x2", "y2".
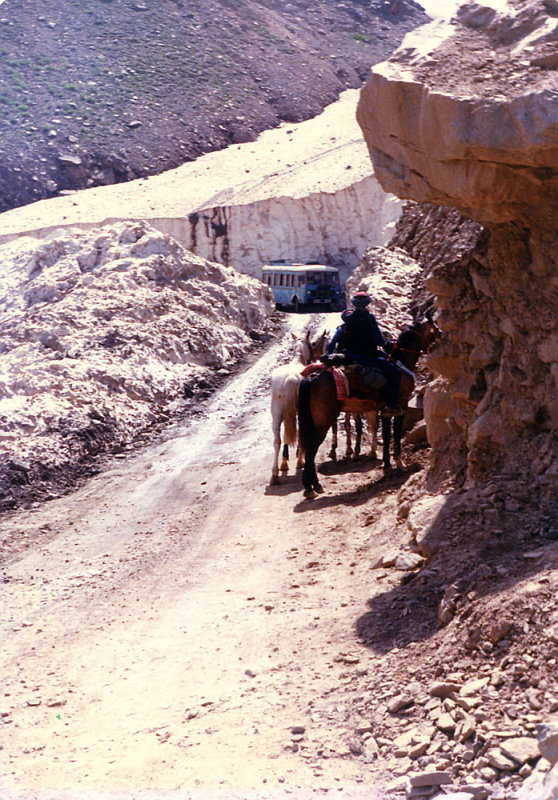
[
  {"x1": 270, "y1": 474, "x2": 280, "y2": 486},
  {"x1": 303, "y1": 488, "x2": 316, "y2": 499},
  {"x1": 313, "y1": 484, "x2": 324, "y2": 494},
  {"x1": 395, "y1": 458, "x2": 405, "y2": 470}
]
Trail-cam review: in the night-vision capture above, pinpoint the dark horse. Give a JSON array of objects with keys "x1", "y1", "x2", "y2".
[{"x1": 297, "y1": 316, "x2": 439, "y2": 498}]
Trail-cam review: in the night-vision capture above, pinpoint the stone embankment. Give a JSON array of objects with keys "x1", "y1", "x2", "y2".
[
  {"x1": 348, "y1": 460, "x2": 558, "y2": 799},
  {"x1": 0, "y1": 92, "x2": 401, "y2": 282}
]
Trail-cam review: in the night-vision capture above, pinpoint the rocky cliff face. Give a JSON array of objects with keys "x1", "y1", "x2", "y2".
[{"x1": 357, "y1": 0, "x2": 558, "y2": 507}]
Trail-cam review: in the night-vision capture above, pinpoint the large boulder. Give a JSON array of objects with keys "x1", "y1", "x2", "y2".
[{"x1": 357, "y1": 2, "x2": 558, "y2": 225}]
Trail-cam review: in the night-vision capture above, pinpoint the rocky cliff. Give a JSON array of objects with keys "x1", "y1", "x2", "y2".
[{"x1": 357, "y1": 0, "x2": 558, "y2": 512}]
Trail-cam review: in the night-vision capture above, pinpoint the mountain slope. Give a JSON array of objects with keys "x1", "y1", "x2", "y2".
[{"x1": 0, "y1": 0, "x2": 426, "y2": 212}]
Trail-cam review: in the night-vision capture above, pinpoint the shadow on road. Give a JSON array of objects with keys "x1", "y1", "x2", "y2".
[
  {"x1": 292, "y1": 461, "x2": 420, "y2": 513},
  {"x1": 264, "y1": 474, "x2": 302, "y2": 496},
  {"x1": 318, "y1": 454, "x2": 382, "y2": 475}
]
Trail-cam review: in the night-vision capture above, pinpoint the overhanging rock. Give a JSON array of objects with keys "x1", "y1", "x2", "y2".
[{"x1": 356, "y1": 0, "x2": 558, "y2": 491}]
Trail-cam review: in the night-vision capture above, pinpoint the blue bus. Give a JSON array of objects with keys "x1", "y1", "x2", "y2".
[{"x1": 262, "y1": 261, "x2": 345, "y2": 312}]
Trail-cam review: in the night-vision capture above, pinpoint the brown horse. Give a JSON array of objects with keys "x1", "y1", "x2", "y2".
[
  {"x1": 297, "y1": 317, "x2": 439, "y2": 497},
  {"x1": 269, "y1": 328, "x2": 329, "y2": 485}
]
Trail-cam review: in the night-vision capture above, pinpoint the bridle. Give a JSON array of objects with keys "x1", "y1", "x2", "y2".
[
  {"x1": 390, "y1": 321, "x2": 439, "y2": 359},
  {"x1": 298, "y1": 338, "x2": 313, "y2": 365}
]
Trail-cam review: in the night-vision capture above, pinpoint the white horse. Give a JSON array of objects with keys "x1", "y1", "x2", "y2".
[{"x1": 270, "y1": 329, "x2": 328, "y2": 485}]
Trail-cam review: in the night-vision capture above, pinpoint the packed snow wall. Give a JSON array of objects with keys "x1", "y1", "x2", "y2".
[{"x1": 0, "y1": 91, "x2": 401, "y2": 283}]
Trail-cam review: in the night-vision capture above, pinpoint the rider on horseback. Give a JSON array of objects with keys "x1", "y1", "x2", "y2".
[{"x1": 327, "y1": 291, "x2": 402, "y2": 415}]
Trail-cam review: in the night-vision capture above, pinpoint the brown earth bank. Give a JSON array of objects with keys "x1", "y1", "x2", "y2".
[{"x1": 0, "y1": 0, "x2": 426, "y2": 213}]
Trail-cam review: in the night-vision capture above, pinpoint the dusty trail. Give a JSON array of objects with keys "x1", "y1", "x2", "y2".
[{"x1": 1, "y1": 313, "x2": 395, "y2": 800}]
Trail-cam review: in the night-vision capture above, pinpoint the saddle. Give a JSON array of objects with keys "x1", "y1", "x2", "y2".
[
  {"x1": 320, "y1": 354, "x2": 386, "y2": 396},
  {"x1": 343, "y1": 364, "x2": 386, "y2": 399},
  {"x1": 305, "y1": 358, "x2": 386, "y2": 402}
]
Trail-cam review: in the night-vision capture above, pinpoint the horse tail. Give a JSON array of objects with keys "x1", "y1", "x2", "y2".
[
  {"x1": 298, "y1": 376, "x2": 315, "y2": 454},
  {"x1": 283, "y1": 374, "x2": 299, "y2": 447}
]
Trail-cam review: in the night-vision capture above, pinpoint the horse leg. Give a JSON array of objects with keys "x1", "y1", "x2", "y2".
[
  {"x1": 344, "y1": 413, "x2": 354, "y2": 459},
  {"x1": 302, "y1": 437, "x2": 324, "y2": 497},
  {"x1": 298, "y1": 373, "x2": 338, "y2": 497},
  {"x1": 280, "y1": 443, "x2": 289, "y2": 473},
  {"x1": 296, "y1": 441, "x2": 304, "y2": 470},
  {"x1": 354, "y1": 414, "x2": 363, "y2": 459},
  {"x1": 270, "y1": 413, "x2": 282, "y2": 484},
  {"x1": 328, "y1": 418, "x2": 338, "y2": 462},
  {"x1": 393, "y1": 414, "x2": 405, "y2": 470},
  {"x1": 382, "y1": 415, "x2": 392, "y2": 471},
  {"x1": 367, "y1": 412, "x2": 378, "y2": 459}
]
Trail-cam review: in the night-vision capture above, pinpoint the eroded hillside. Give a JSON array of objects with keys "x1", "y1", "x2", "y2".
[{"x1": 0, "y1": 0, "x2": 425, "y2": 212}]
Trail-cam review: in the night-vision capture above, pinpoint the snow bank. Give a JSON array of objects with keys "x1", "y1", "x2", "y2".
[
  {"x1": 0, "y1": 221, "x2": 273, "y2": 505},
  {"x1": 0, "y1": 91, "x2": 401, "y2": 281}
]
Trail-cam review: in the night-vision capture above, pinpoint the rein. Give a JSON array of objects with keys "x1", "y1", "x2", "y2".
[
  {"x1": 391, "y1": 344, "x2": 423, "y2": 357},
  {"x1": 395, "y1": 360, "x2": 416, "y2": 379}
]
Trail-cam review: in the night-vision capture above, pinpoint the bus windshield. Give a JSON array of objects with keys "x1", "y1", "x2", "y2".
[
  {"x1": 306, "y1": 271, "x2": 339, "y2": 285},
  {"x1": 261, "y1": 262, "x2": 345, "y2": 312}
]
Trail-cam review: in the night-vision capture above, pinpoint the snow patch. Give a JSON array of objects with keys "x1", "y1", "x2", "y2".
[{"x1": 0, "y1": 221, "x2": 273, "y2": 479}]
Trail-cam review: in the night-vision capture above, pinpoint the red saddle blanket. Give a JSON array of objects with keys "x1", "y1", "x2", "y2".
[
  {"x1": 300, "y1": 363, "x2": 348, "y2": 400},
  {"x1": 300, "y1": 363, "x2": 379, "y2": 403}
]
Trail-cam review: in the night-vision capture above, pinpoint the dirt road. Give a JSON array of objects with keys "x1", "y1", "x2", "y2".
[{"x1": 1, "y1": 313, "x2": 403, "y2": 800}]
